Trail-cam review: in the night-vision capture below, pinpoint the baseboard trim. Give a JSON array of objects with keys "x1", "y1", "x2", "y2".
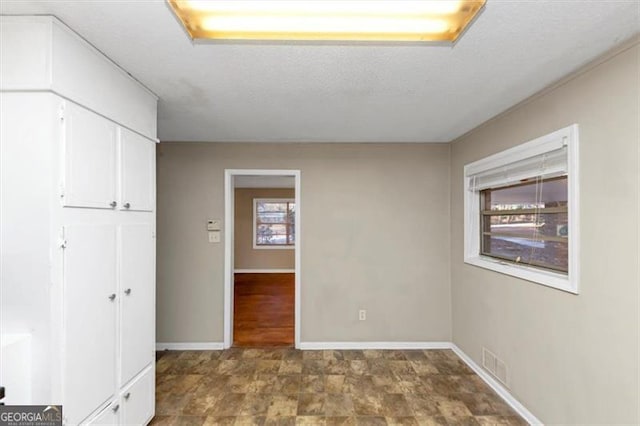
[
  {"x1": 298, "y1": 341, "x2": 451, "y2": 350},
  {"x1": 451, "y1": 344, "x2": 542, "y2": 425},
  {"x1": 156, "y1": 342, "x2": 224, "y2": 350},
  {"x1": 234, "y1": 269, "x2": 295, "y2": 273}
]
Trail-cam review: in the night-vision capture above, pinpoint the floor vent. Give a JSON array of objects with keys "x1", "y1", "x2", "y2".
[{"x1": 482, "y1": 347, "x2": 508, "y2": 387}]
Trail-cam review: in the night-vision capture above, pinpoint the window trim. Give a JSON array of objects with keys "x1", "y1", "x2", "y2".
[
  {"x1": 463, "y1": 124, "x2": 579, "y2": 294},
  {"x1": 253, "y1": 198, "x2": 295, "y2": 250}
]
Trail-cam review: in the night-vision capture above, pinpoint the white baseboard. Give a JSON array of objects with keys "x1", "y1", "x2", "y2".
[
  {"x1": 156, "y1": 342, "x2": 224, "y2": 350},
  {"x1": 298, "y1": 341, "x2": 451, "y2": 350},
  {"x1": 234, "y1": 269, "x2": 295, "y2": 273},
  {"x1": 451, "y1": 344, "x2": 542, "y2": 425}
]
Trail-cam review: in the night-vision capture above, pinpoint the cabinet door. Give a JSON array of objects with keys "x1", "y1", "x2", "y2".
[
  {"x1": 121, "y1": 367, "x2": 154, "y2": 426},
  {"x1": 63, "y1": 224, "x2": 117, "y2": 426},
  {"x1": 84, "y1": 401, "x2": 120, "y2": 425},
  {"x1": 120, "y1": 223, "x2": 155, "y2": 385},
  {"x1": 62, "y1": 102, "x2": 117, "y2": 209},
  {"x1": 119, "y1": 128, "x2": 155, "y2": 212}
]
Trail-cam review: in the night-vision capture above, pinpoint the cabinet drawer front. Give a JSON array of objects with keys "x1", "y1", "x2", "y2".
[
  {"x1": 62, "y1": 101, "x2": 117, "y2": 209},
  {"x1": 120, "y1": 223, "x2": 155, "y2": 384},
  {"x1": 63, "y1": 224, "x2": 117, "y2": 425},
  {"x1": 84, "y1": 401, "x2": 120, "y2": 425},
  {"x1": 119, "y1": 127, "x2": 155, "y2": 212},
  {"x1": 121, "y1": 367, "x2": 154, "y2": 426}
]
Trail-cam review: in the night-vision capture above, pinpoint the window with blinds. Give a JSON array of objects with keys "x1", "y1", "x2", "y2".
[
  {"x1": 463, "y1": 124, "x2": 579, "y2": 293},
  {"x1": 254, "y1": 198, "x2": 295, "y2": 248}
]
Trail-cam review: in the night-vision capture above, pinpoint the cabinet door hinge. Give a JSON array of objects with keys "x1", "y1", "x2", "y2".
[{"x1": 58, "y1": 103, "x2": 65, "y2": 122}]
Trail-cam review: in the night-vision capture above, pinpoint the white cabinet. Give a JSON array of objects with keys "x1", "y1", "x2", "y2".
[
  {"x1": 63, "y1": 225, "x2": 118, "y2": 426},
  {"x1": 0, "y1": 16, "x2": 157, "y2": 426},
  {"x1": 62, "y1": 102, "x2": 117, "y2": 209},
  {"x1": 62, "y1": 102, "x2": 156, "y2": 212},
  {"x1": 120, "y1": 224, "x2": 155, "y2": 384},
  {"x1": 119, "y1": 128, "x2": 155, "y2": 212}
]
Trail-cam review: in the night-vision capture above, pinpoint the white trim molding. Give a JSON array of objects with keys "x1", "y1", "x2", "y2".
[
  {"x1": 234, "y1": 269, "x2": 295, "y2": 273},
  {"x1": 155, "y1": 342, "x2": 224, "y2": 351},
  {"x1": 299, "y1": 341, "x2": 452, "y2": 350},
  {"x1": 451, "y1": 344, "x2": 543, "y2": 425},
  {"x1": 224, "y1": 169, "x2": 302, "y2": 349}
]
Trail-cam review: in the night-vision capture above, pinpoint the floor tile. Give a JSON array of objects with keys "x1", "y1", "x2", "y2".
[{"x1": 151, "y1": 348, "x2": 526, "y2": 426}]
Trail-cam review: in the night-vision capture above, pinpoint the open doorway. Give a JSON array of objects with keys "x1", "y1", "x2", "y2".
[{"x1": 224, "y1": 170, "x2": 301, "y2": 348}]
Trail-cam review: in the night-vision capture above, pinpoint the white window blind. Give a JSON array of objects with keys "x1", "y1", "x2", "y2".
[{"x1": 466, "y1": 136, "x2": 568, "y2": 191}]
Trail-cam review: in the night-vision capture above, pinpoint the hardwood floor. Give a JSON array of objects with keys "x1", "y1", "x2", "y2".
[{"x1": 233, "y1": 273, "x2": 294, "y2": 347}]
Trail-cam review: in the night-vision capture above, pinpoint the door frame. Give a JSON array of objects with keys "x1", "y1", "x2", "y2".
[{"x1": 224, "y1": 169, "x2": 301, "y2": 348}]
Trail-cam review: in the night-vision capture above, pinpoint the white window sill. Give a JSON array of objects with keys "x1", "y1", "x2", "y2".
[
  {"x1": 464, "y1": 255, "x2": 577, "y2": 294},
  {"x1": 253, "y1": 245, "x2": 295, "y2": 250}
]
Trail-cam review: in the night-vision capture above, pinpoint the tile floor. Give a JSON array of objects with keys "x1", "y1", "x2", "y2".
[{"x1": 151, "y1": 348, "x2": 527, "y2": 426}]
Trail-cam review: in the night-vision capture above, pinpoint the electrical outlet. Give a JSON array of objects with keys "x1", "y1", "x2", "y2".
[{"x1": 358, "y1": 310, "x2": 366, "y2": 321}]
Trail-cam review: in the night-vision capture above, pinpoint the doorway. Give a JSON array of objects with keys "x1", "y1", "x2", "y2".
[{"x1": 224, "y1": 169, "x2": 301, "y2": 348}]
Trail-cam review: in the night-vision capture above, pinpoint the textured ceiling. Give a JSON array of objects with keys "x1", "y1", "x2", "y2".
[{"x1": 1, "y1": 1, "x2": 638, "y2": 143}]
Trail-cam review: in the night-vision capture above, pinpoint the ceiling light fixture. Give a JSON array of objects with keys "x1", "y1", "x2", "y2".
[{"x1": 167, "y1": 0, "x2": 486, "y2": 43}]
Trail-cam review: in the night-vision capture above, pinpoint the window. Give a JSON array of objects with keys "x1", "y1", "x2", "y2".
[
  {"x1": 464, "y1": 124, "x2": 579, "y2": 293},
  {"x1": 253, "y1": 198, "x2": 295, "y2": 249}
]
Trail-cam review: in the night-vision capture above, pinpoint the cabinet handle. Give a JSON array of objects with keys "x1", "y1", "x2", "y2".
[
  {"x1": 108, "y1": 294, "x2": 116, "y2": 301},
  {"x1": 110, "y1": 201, "x2": 117, "y2": 208},
  {"x1": 124, "y1": 202, "x2": 131, "y2": 209},
  {"x1": 112, "y1": 404, "x2": 119, "y2": 413},
  {"x1": 124, "y1": 392, "x2": 131, "y2": 400},
  {"x1": 124, "y1": 288, "x2": 131, "y2": 295}
]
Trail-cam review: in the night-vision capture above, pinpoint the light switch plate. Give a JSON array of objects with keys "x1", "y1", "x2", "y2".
[{"x1": 208, "y1": 231, "x2": 221, "y2": 243}]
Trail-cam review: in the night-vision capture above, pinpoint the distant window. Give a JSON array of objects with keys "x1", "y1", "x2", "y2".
[
  {"x1": 464, "y1": 125, "x2": 579, "y2": 293},
  {"x1": 253, "y1": 198, "x2": 295, "y2": 249}
]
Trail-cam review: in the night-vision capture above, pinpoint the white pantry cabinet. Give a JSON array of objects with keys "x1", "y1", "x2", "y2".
[{"x1": 0, "y1": 16, "x2": 158, "y2": 426}]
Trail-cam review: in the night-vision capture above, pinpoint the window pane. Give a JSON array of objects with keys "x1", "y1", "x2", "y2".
[
  {"x1": 480, "y1": 176, "x2": 568, "y2": 273},
  {"x1": 482, "y1": 235, "x2": 568, "y2": 272},
  {"x1": 257, "y1": 224, "x2": 289, "y2": 245},
  {"x1": 485, "y1": 177, "x2": 568, "y2": 211},
  {"x1": 288, "y1": 225, "x2": 295, "y2": 244},
  {"x1": 484, "y1": 213, "x2": 568, "y2": 239},
  {"x1": 257, "y1": 211, "x2": 288, "y2": 223},
  {"x1": 257, "y1": 202, "x2": 287, "y2": 213}
]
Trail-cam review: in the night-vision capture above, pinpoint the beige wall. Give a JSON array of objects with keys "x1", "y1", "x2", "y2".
[
  {"x1": 157, "y1": 143, "x2": 451, "y2": 343},
  {"x1": 234, "y1": 188, "x2": 295, "y2": 270},
  {"x1": 450, "y1": 42, "x2": 639, "y2": 424}
]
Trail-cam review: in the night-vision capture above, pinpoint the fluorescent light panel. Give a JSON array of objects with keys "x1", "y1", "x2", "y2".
[{"x1": 167, "y1": 0, "x2": 486, "y2": 42}]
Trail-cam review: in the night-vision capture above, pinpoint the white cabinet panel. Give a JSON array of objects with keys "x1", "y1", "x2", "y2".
[
  {"x1": 85, "y1": 401, "x2": 120, "y2": 426},
  {"x1": 119, "y1": 128, "x2": 155, "y2": 212},
  {"x1": 120, "y1": 224, "x2": 155, "y2": 384},
  {"x1": 63, "y1": 225, "x2": 117, "y2": 426},
  {"x1": 63, "y1": 102, "x2": 117, "y2": 209},
  {"x1": 121, "y1": 368, "x2": 154, "y2": 426}
]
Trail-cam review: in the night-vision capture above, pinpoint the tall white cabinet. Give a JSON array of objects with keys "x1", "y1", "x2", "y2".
[{"x1": 0, "y1": 16, "x2": 158, "y2": 425}]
